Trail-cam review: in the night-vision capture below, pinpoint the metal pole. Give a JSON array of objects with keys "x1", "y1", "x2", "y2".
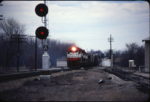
[
  {"x1": 44, "y1": 0, "x2": 48, "y2": 47},
  {"x1": 44, "y1": 0, "x2": 46, "y2": 27},
  {"x1": 35, "y1": 37, "x2": 37, "y2": 70},
  {"x1": 17, "y1": 35, "x2": 20, "y2": 72}
]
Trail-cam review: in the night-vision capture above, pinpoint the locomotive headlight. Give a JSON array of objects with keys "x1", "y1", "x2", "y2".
[{"x1": 71, "y1": 46, "x2": 77, "y2": 52}]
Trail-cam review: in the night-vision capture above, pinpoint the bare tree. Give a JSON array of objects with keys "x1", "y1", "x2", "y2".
[
  {"x1": 0, "y1": 18, "x2": 25, "y2": 71},
  {"x1": 118, "y1": 43, "x2": 144, "y2": 68},
  {"x1": 0, "y1": 18, "x2": 25, "y2": 36}
]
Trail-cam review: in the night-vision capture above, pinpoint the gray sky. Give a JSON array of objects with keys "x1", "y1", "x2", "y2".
[{"x1": 0, "y1": 1, "x2": 149, "y2": 51}]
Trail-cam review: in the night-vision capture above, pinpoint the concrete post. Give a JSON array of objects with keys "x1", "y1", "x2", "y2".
[{"x1": 42, "y1": 51, "x2": 50, "y2": 70}]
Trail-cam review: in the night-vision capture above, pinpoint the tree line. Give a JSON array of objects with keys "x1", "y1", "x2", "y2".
[
  {"x1": 0, "y1": 18, "x2": 73, "y2": 72},
  {"x1": 113, "y1": 43, "x2": 144, "y2": 68},
  {"x1": 0, "y1": 18, "x2": 145, "y2": 72},
  {"x1": 102, "y1": 43, "x2": 144, "y2": 68}
]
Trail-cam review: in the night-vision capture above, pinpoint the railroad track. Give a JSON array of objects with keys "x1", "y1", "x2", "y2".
[
  {"x1": 0, "y1": 66, "x2": 95, "y2": 83},
  {"x1": 0, "y1": 68, "x2": 70, "y2": 83},
  {"x1": 104, "y1": 68, "x2": 150, "y2": 93}
]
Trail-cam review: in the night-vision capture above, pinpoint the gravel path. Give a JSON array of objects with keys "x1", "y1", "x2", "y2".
[{"x1": 0, "y1": 68, "x2": 149, "y2": 101}]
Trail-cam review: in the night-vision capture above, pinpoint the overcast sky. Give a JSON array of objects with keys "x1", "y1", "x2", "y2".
[{"x1": 0, "y1": 1, "x2": 149, "y2": 51}]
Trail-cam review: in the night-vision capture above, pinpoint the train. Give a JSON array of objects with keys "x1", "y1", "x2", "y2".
[{"x1": 67, "y1": 45, "x2": 100, "y2": 69}]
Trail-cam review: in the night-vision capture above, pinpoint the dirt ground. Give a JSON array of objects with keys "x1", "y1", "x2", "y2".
[{"x1": 0, "y1": 67, "x2": 149, "y2": 101}]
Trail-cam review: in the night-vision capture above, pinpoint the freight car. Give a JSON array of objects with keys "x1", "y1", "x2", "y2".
[{"x1": 67, "y1": 45, "x2": 100, "y2": 69}]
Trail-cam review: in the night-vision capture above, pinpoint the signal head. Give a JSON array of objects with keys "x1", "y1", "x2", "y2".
[
  {"x1": 35, "y1": 3, "x2": 48, "y2": 17},
  {"x1": 35, "y1": 26, "x2": 49, "y2": 39}
]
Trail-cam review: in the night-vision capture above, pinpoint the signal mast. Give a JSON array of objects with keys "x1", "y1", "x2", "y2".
[{"x1": 35, "y1": 0, "x2": 50, "y2": 70}]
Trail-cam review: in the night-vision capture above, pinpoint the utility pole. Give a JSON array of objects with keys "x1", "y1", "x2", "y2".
[
  {"x1": 28, "y1": 36, "x2": 37, "y2": 71},
  {"x1": 108, "y1": 34, "x2": 114, "y2": 67},
  {"x1": 11, "y1": 34, "x2": 27, "y2": 72}
]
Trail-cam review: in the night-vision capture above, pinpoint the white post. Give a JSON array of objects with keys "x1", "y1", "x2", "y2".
[
  {"x1": 42, "y1": 51, "x2": 50, "y2": 70},
  {"x1": 40, "y1": 51, "x2": 50, "y2": 80}
]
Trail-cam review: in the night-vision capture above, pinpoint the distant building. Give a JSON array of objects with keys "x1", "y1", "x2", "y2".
[
  {"x1": 56, "y1": 57, "x2": 67, "y2": 68},
  {"x1": 142, "y1": 37, "x2": 150, "y2": 72},
  {"x1": 101, "y1": 58, "x2": 111, "y2": 67},
  {"x1": 128, "y1": 60, "x2": 136, "y2": 68}
]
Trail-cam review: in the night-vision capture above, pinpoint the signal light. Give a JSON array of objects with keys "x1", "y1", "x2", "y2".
[
  {"x1": 35, "y1": 3, "x2": 48, "y2": 17},
  {"x1": 35, "y1": 26, "x2": 49, "y2": 39},
  {"x1": 71, "y1": 46, "x2": 77, "y2": 52}
]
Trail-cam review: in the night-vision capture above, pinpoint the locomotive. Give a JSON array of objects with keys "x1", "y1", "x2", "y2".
[{"x1": 67, "y1": 45, "x2": 100, "y2": 69}]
